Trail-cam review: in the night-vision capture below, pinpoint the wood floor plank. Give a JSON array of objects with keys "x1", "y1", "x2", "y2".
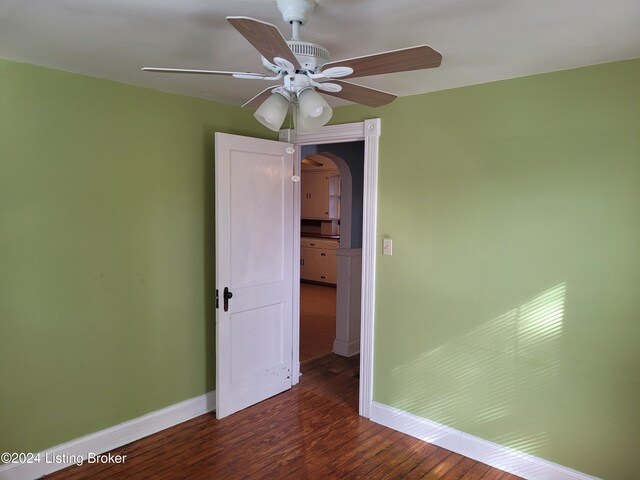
[
  {"x1": 45, "y1": 355, "x2": 522, "y2": 480},
  {"x1": 480, "y1": 466, "x2": 512, "y2": 479},
  {"x1": 379, "y1": 442, "x2": 440, "y2": 478},
  {"x1": 499, "y1": 474, "x2": 526, "y2": 480},
  {"x1": 421, "y1": 452, "x2": 466, "y2": 479},
  {"x1": 403, "y1": 450, "x2": 461, "y2": 480},
  {"x1": 340, "y1": 434, "x2": 427, "y2": 479},
  {"x1": 458, "y1": 461, "x2": 492, "y2": 480},
  {"x1": 366, "y1": 438, "x2": 428, "y2": 475},
  {"x1": 441, "y1": 457, "x2": 484, "y2": 480},
  {"x1": 254, "y1": 413, "x2": 376, "y2": 479}
]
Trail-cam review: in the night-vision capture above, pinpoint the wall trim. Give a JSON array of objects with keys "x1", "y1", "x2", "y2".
[
  {"x1": 358, "y1": 118, "x2": 380, "y2": 418},
  {"x1": 280, "y1": 119, "x2": 380, "y2": 419},
  {"x1": 0, "y1": 391, "x2": 216, "y2": 480},
  {"x1": 369, "y1": 402, "x2": 600, "y2": 480}
]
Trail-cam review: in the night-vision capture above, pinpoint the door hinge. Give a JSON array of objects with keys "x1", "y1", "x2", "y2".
[{"x1": 215, "y1": 289, "x2": 219, "y2": 309}]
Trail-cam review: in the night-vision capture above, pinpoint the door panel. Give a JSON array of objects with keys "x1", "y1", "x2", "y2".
[
  {"x1": 230, "y1": 150, "x2": 285, "y2": 286},
  {"x1": 230, "y1": 303, "x2": 284, "y2": 382},
  {"x1": 215, "y1": 132, "x2": 294, "y2": 419}
]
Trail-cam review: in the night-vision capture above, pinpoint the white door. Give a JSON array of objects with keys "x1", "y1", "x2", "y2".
[{"x1": 215, "y1": 132, "x2": 295, "y2": 419}]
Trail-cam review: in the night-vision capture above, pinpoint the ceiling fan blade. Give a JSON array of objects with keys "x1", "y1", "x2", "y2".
[
  {"x1": 242, "y1": 86, "x2": 279, "y2": 109},
  {"x1": 141, "y1": 67, "x2": 266, "y2": 79},
  {"x1": 227, "y1": 16, "x2": 300, "y2": 70},
  {"x1": 320, "y1": 80, "x2": 397, "y2": 107},
  {"x1": 321, "y1": 45, "x2": 442, "y2": 80}
]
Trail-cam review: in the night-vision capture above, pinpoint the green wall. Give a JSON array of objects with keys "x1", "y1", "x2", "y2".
[
  {"x1": 0, "y1": 58, "x2": 269, "y2": 454},
  {"x1": 331, "y1": 59, "x2": 640, "y2": 480},
  {"x1": 2, "y1": 55, "x2": 639, "y2": 479}
]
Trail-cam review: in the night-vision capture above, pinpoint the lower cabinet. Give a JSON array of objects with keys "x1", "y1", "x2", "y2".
[{"x1": 300, "y1": 238, "x2": 338, "y2": 284}]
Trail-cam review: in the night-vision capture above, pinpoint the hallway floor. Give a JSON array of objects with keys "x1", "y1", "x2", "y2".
[{"x1": 300, "y1": 282, "x2": 336, "y2": 363}]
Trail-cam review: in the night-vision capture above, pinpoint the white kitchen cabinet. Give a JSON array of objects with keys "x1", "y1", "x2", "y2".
[
  {"x1": 300, "y1": 238, "x2": 338, "y2": 284},
  {"x1": 301, "y1": 171, "x2": 340, "y2": 220},
  {"x1": 300, "y1": 247, "x2": 324, "y2": 282},
  {"x1": 322, "y1": 248, "x2": 337, "y2": 284}
]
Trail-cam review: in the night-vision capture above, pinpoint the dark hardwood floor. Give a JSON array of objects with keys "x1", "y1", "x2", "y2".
[
  {"x1": 46, "y1": 355, "x2": 522, "y2": 480},
  {"x1": 300, "y1": 282, "x2": 336, "y2": 363}
]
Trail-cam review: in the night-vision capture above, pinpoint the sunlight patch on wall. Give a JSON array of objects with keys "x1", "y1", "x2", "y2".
[{"x1": 389, "y1": 283, "x2": 566, "y2": 456}]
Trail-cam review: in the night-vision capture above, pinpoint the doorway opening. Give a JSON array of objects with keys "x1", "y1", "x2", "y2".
[
  {"x1": 281, "y1": 119, "x2": 380, "y2": 418},
  {"x1": 298, "y1": 141, "x2": 364, "y2": 410},
  {"x1": 214, "y1": 120, "x2": 379, "y2": 420},
  {"x1": 299, "y1": 142, "x2": 364, "y2": 362}
]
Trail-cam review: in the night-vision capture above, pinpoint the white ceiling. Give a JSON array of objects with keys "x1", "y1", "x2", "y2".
[{"x1": 1, "y1": 0, "x2": 639, "y2": 106}]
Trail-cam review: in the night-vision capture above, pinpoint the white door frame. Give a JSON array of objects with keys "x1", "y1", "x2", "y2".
[{"x1": 279, "y1": 118, "x2": 380, "y2": 418}]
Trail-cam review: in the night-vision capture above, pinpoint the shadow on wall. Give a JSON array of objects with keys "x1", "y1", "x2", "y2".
[
  {"x1": 390, "y1": 283, "x2": 566, "y2": 455},
  {"x1": 203, "y1": 128, "x2": 216, "y2": 393}
]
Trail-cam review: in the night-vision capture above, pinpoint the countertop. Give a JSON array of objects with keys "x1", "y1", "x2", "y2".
[{"x1": 301, "y1": 234, "x2": 340, "y2": 240}]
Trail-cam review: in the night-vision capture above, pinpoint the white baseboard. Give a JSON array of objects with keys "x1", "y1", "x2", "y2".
[
  {"x1": 333, "y1": 338, "x2": 360, "y2": 357},
  {"x1": 0, "y1": 391, "x2": 215, "y2": 480},
  {"x1": 369, "y1": 402, "x2": 600, "y2": 480}
]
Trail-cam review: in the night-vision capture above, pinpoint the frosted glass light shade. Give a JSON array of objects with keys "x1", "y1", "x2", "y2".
[
  {"x1": 298, "y1": 88, "x2": 333, "y2": 121},
  {"x1": 294, "y1": 106, "x2": 313, "y2": 134},
  {"x1": 295, "y1": 90, "x2": 332, "y2": 134},
  {"x1": 254, "y1": 92, "x2": 289, "y2": 132}
]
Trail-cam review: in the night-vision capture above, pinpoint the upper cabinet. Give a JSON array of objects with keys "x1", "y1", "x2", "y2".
[{"x1": 301, "y1": 170, "x2": 340, "y2": 220}]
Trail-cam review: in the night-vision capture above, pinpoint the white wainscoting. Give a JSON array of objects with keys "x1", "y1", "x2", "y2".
[
  {"x1": 334, "y1": 248, "x2": 362, "y2": 357},
  {"x1": 369, "y1": 402, "x2": 600, "y2": 480},
  {"x1": 0, "y1": 392, "x2": 215, "y2": 480}
]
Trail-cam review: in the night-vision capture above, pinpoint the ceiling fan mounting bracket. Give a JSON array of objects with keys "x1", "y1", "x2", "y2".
[{"x1": 277, "y1": 0, "x2": 316, "y2": 26}]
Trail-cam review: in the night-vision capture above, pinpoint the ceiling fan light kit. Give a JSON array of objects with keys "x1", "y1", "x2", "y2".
[
  {"x1": 293, "y1": 104, "x2": 323, "y2": 134},
  {"x1": 254, "y1": 91, "x2": 290, "y2": 132},
  {"x1": 141, "y1": 0, "x2": 442, "y2": 133},
  {"x1": 299, "y1": 88, "x2": 331, "y2": 119}
]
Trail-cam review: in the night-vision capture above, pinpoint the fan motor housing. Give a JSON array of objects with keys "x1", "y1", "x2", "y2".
[{"x1": 287, "y1": 41, "x2": 330, "y2": 71}]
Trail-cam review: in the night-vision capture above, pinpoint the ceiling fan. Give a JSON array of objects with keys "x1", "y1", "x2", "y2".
[{"x1": 142, "y1": 0, "x2": 442, "y2": 133}]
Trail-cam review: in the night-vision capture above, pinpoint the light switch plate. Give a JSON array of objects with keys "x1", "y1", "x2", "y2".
[{"x1": 383, "y1": 238, "x2": 392, "y2": 256}]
